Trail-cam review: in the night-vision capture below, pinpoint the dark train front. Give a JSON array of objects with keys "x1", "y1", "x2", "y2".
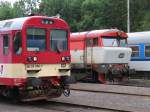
[{"x1": 0, "y1": 16, "x2": 70, "y2": 101}]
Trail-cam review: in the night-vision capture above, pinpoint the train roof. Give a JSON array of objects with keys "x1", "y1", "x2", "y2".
[
  {"x1": 127, "y1": 31, "x2": 150, "y2": 44},
  {"x1": 0, "y1": 17, "x2": 29, "y2": 31},
  {"x1": 71, "y1": 29, "x2": 127, "y2": 41},
  {"x1": 0, "y1": 16, "x2": 67, "y2": 32}
]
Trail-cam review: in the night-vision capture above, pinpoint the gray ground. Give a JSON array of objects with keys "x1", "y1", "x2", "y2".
[
  {"x1": 52, "y1": 90, "x2": 150, "y2": 112},
  {"x1": 1, "y1": 79, "x2": 150, "y2": 112},
  {"x1": 71, "y1": 82, "x2": 150, "y2": 96},
  {"x1": 0, "y1": 97, "x2": 113, "y2": 112}
]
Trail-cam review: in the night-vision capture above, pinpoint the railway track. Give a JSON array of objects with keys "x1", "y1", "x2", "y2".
[
  {"x1": 71, "y1": 86, "x2": 150, "y2": 98},
  {"x1": 0, "y1": 86, "x2": 149, "y2": 112},
  {"x1": 48, "y1": 100, "x2": 132, "y2": 112},
  {"x1": 70, "y1": 82, "x2": 150, "y2": 97},
  {"x1": 1, "y1": 81, "x2": 150, "y2": 112},
  {"x1": 50, "y1": 89, "x2": 150, "y2": 112},
  {"x1": 118, "y1": 79, "x2": 150, "y2": 87},
  {"x1": 0, "y1": 95, "x2": 130, "y2": 112}
]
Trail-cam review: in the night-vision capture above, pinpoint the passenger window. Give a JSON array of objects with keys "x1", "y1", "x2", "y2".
[
  {"x1": 14, "y1": 32, "x2": 22, "y2": 55},
  {"x1": 93, "y1": 38, "x2": 98, "y2": 46},
  {"x1": 130, "y1": 46, "x2": 139, "y2": 57},
  {"x1": 3, "y1": 35, "x2": 9, "y2": 55},
  {"x1": 145, "y1": 45, "x2": 150, "y2": 57}
]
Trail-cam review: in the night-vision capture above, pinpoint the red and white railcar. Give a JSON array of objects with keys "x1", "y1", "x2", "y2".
[
  {"x1": 70, "y1": 29, "x2": 132, "y2": 83},
  {"x1": 0, "y1": 16, "x2": 70, "y2": 101}
]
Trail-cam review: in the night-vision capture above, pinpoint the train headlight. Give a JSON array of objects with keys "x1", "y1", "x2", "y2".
[
  {"x1": 61, "y1": 56, "x2": 65, "y2": 61},
  {"x1": 109, "y1": 64, "x2": 112, "y2": 68},
  {"x1": 33, "y1": 56, "x2": 38, "y2": 62}
]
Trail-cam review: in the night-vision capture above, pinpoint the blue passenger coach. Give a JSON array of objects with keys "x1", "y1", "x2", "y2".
[{"x1": 128, "y1": 31, "x2": 150, "y2": 74}]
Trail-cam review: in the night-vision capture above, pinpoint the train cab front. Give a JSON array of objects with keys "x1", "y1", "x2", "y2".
[
  {"x1": 12, "y1": 21, "x2": 71, "y2": 101},
  {"x1": 93, "y1": 31, "x2": 132, "y2": 83}
]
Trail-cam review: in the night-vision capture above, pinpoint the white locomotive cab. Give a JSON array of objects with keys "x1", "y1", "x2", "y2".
[
  {"x1": 71, "y1": 47, "x2": 132, "y2": 65},
  {"x1": 91, "y1": 47, "x2": 132, "y2": 64}
]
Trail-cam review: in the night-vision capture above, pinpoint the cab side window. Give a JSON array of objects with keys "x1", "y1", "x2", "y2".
[
  {"x1": 93, "y1": 38, "x2": 98, "y2": 46},
  {"x1": 13, "y1": 32, "x2": 22, "y2": 55},
  {"x1": 3, "y1": 35, "x2": 9, "y2": 55},
  {"x1": 86, "y1": 39, "x2": 92, "y2": 47}
]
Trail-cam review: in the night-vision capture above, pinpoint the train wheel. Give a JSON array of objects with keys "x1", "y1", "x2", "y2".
[
  {"x1": 12, "y1": 87, "x2": 21, "y2": 103},
  {"x1": 1, "y1": 86, "x2": 20, "y2": 103}
]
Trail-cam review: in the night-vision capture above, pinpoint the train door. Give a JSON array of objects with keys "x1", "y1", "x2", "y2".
[
  {"x1": 85, "y1": 38, "x2": 93, "y2": 65},
  {"x1": 13, "y1": 31, "x2": 23, "y2": 63},
  {"x1": 84, "y1": 38, "x2": 93, "y2": 81},
  {"x1": 85, "y1": 37, "x2": 98, "y2": 65},
  {"x1": 84, "y1": 37, "x2": 99, "y2": 82}
]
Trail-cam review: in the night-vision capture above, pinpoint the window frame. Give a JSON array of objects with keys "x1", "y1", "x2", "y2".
[
  {"x1": 13, "y1": 31, "x2": 22, "y2": 55},
  {"x1": 49, "y1": 29, "x2": 68, "y2": 52},
  {"x1": 26, "y1": 27, "x2": 47, "y2": 52},
  {"x1": 101, "y1": 37, "x2": 119, "y2": 47},
  {"x1": 130, "y1": 45, "x2": 140, "y2": 58},
  {"x1": 119, "y1": 38, "x2": 128, "y2": 47},
  {"x1": 144, "y1": 45, "x2": 150, "y2": 58},
  {"x1": 3, "y1": 34, "x2": 10, "y2": 55}
]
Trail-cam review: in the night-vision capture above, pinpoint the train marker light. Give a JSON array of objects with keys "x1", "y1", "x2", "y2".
[
  {"x1": 65, "y1": 56, "x2": 70, "y2": 61},
  {"x1": 27, "y1": 56, "x2": 33, "y2": 62},
  {"x1": 61, "y1": 56, "x2": 65, "y2": 61},
  {"x1": 33, "y1": 56, "x2": 38, "y2": 62}
]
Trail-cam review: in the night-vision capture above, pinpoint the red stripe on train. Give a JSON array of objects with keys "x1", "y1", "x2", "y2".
[{"x1": 0, "y1": 78, "x2": 26, "y2": 86}]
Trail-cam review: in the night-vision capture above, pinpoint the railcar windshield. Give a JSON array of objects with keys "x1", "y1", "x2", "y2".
[
  {"x1": 50, "y1": 29, "x2": 68, "y2": 52},
  {"x1": 26, "y1": 28, "x2": 46, "y2": 51},
  {"x1": 102, "y1": 37, "x2": 127, "y2": 47}
]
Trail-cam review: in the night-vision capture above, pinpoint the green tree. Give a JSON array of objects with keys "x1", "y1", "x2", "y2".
[
  {"x1": 12, "y1": 0, "x2": 26, "y2": 17},
  {"x1": 130, "y1": 0, "x2": 150, "y2": 31},
  {"x1": 12, "y1": 0, "x2": 39, "y2": 17},
  {"x1": 78, "y1": 0, "x2": 127, "y2": 31},
  {"x1": 140, "y1": 12, "x2": 150, "y2": 31},
  {"x1": 0, "y1": 0, "x2": 150, "y2": 32},
  {"x1": 39, "y1": 0, "x2": 83, "y2": 31},
  {"x1": 0, "y1": 1, "x2": 14, "y2": 20}
]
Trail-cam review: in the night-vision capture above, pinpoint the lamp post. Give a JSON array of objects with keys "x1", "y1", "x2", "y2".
[{"x1": 127, "y1": 0, "x2": 130, "y2": 32}]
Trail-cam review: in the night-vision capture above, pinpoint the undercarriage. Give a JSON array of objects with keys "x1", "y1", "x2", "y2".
[{"x1": 0, "y1": 76, "x2": 70, "y2": 102}]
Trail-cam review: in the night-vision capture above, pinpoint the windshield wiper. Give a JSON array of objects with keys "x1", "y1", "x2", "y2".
[{"x1": 56, "y1": 42, "x2": 62, "y2": 53}]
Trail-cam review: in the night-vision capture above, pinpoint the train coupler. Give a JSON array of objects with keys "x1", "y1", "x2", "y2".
[
  {"x1": 61, "y1": 83, "x2": 70, "y2": 97},
  {"x1": 63, "y1": 87, "x2": 70, "y2": 97}
]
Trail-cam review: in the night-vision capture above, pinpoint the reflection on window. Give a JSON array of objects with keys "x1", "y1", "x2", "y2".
[
  {"x1": 27, "y1": 28, "x2": 46, "y2": 51},
  {"x1": 102, "y1": 37, "x2": 127, "y2": 47},
  {"x1": 3, "y1": 35, "x2": 9, "y2": 55},
  {"x1": 50, "y1": 29, "x2": 68, "y2": 52},
  {"x1": 102, "y1": 38, "x2": 118, "y2": 47},
  {"x1": 145, "y1": 45, "x2": 150, "y2": 57},
  {"x1": 130, "y1": 46, "x2": 139, "y2": 57},
  {"x1": 14, "y1": 32, "x2": 22, "y2": 55},
  {"x1": 120, "y1": 39, "x2": 127, "y2": 47}
]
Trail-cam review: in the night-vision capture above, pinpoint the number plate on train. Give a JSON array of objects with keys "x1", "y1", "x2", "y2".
[{"x1": 26, "y1": 64, "x2": 42, "y2": 70}]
